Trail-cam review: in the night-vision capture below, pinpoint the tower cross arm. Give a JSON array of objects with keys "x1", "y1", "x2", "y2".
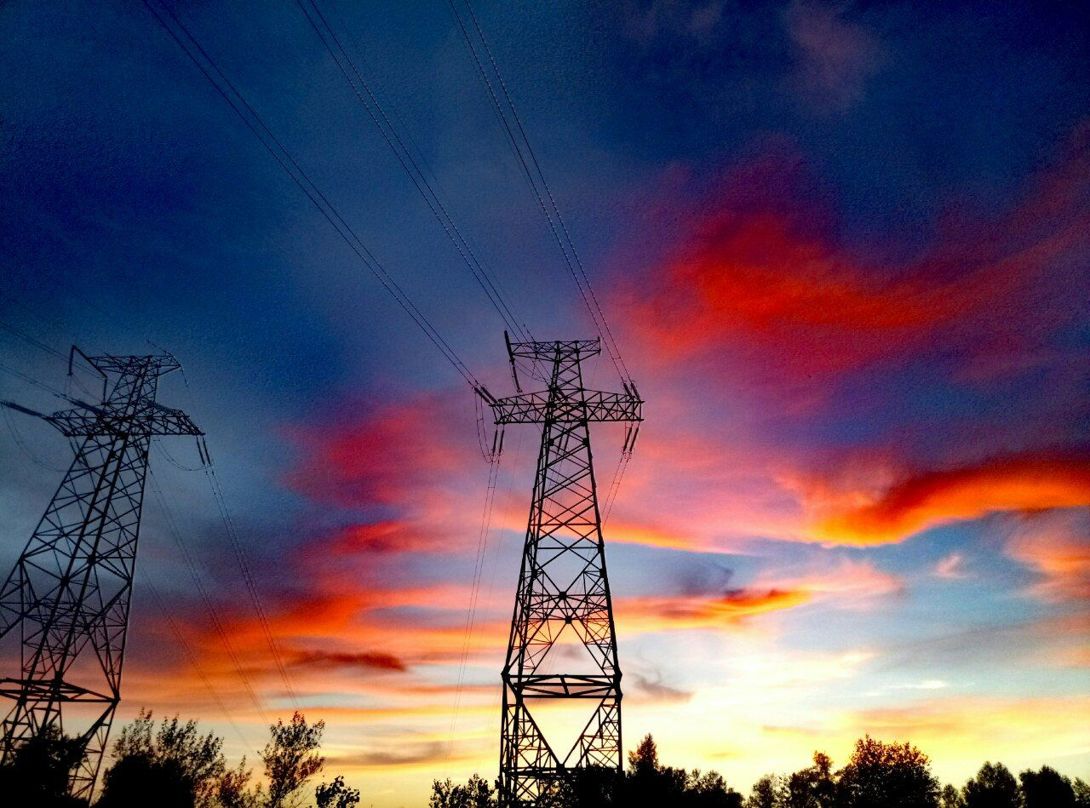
[
  {"x1": 44, "y1": 404, "x2": 203, "y2": 438},
  {"x1": 490, "y1": 390, "x2": 642, "y2": 425}
]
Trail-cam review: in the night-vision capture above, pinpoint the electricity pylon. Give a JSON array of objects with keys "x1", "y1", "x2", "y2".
[
  {"x1": 0, "y1": 350, "x2": 201, "y2": 799},
  {"x1": 479, "y1": 335, "x2": 642, "y2": 806}
]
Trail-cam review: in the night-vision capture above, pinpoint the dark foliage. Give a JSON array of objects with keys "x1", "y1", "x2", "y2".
[
  {"x1": 429, "y1": 773, "x2": 497, "y2": 807},
  {"x1": 316, "y1": 774, "x2": 361, "y2": 808},
  {"x1": 962, "y1": 762, "x2": 1021, "y2": 808},
  {"x1": 0, "y1": 726, "x2": 88, "y2": 808},
  {"x1": 787, "y1": 752, "x2": 836, "y2": 808},
  {"x1": 98, "y1": 754, "x2": 195, "y2": 808},
  {"x1": 96, "y1": 709, "x2": 225, "y2": 808},
  {"x1": 835, "y1": 735, "x2": 939, "y2": 808},
  {"x1": 262, "y1": 711, "x2": 326, "y2": 808},
  {"x1": 1020, "y1": 766, "x2": 1075, "y2": 808}
]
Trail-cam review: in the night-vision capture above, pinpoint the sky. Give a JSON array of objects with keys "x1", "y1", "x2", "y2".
[{"x1": 1, "y1": 0, "x2": 1088, "y2": 805}]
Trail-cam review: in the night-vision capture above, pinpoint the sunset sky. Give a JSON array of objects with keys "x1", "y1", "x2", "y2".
[{"x1": 1, "y1": 1, "x2": 1088, "y2": 805}]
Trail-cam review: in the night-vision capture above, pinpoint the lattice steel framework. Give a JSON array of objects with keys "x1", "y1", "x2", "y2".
[
  {"x1": 0, "y1": 352, "x2": 201, "y2": 799},
  {"x1": 481, "y1": 336, "x2": 641, "y2": 806}
]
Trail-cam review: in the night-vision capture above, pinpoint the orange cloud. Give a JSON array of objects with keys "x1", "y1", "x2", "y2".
[
  {"x1": 809, "y1": 450, "x2": 1090, "y2": 544},
  {"x1": 621, "y1": 587, "x2": 811, "y2": 632},
  {"x1": 1005, "y1": 510, "x2": 1090, "y2": 604},
  {"x1": 618, "y1": 559, "x2": 900, "y2": 632}
]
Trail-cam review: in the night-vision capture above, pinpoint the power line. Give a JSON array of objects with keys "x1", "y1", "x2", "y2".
[
  {"x1": 141, "y1": 0, "x2": 484, "y2": 391},
  {"x1": 448, "y1": 446, "x2": 502, "y2": 755},
  {"x1": 141, "y1": 577, "x2": 251, "y2": 748},
  {"x1": 1, "y1": 403, "x2": 67, "y2": 473},
  {"x1": 199, "y1": 444, "x2": 300, "y2": 708},
  {"x1": 147, "y1": 463, "x2": 270, "y2": 725},
  {"x1": 446, "y1": 0, "x2": 633, "y2": 386},
  {"x1": 0, "y1": 360, "x2": 70, "y2": 400},
  {"x1": 294, "y1": 0, "x2": 533, "y2": 344}
]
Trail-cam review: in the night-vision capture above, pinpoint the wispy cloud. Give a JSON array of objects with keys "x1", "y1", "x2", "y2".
[
  {"x1": 934, "y1": 552, "x2": 968, "y2": 580},
  {"x1": 784, "y1": 1, "x2": 884, "y2": 112}
]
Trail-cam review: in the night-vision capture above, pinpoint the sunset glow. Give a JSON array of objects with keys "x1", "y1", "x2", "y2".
[{"x1": 1, "y1": 2, "x2": 1088, "y2": 806}]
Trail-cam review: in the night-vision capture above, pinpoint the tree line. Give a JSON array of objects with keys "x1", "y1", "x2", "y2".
[
  {"x1": 2, "y1": 714, "x2": 1088, "y2": 808},
  {"x1": 0, "y1": 710, "x2": 358, "y2": 808},
  {"x1": 431, "y1": 734, "x2": 1090, "y2": 808}
]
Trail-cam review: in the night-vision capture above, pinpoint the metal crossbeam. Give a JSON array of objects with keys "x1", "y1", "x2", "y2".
[
  {"x1": 0, "y1": 351, "x2": 201, "y2": 800},
  {"x1": 482, "y1": 336, "x2": 642, "y2": 807}
]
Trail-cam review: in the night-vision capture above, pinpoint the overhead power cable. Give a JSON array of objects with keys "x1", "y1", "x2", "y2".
[
  {"x1": 142, "y1": 576, "x2": 251, "y2": 747},
  {"x1": 142, "y1": 0, "x2": 483, "y2": 390},
  {"x1": 198, "y1": 445, "x2": 300, "y2": 709},
  {"x1": 147, "y1": 463, "x2": 270, "y2": 724},
  {"x1": 1, "y1": 403, "x2": 67, "y2": 473},
  {"x1": 0, "y1": 360, "x2": 70, "y2": 401},
  {"x1": 447, "y1": 447, "x2": 502, "y2": 755},
  {"x1": 446, "y1": 0, "x2": 633, "y2": 386},
  {"x1": 294, "y1": 0, "x2": 533, "y2": 344},
  {"x1": 0, "y1": 316, "x2": 100, "y2": 398}
]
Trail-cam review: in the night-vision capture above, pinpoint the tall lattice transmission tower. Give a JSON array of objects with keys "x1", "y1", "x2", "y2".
[
  {"x1": 479, "y1": 335, "x2": 642, "y2": 806},
  {"x1": 0, "y1": 350, "x2": 201, "y2": 799}
]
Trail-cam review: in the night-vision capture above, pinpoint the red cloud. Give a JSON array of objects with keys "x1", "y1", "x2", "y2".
[
  {"x1": 622, "y1": 124, "x2": 1090, "y2": 389},
  {"x1": 811, "y1": 450, "x2": 1090, "y2": 544},
  {"x1": 283, "y1": 393, "x2": 480, "y2": 509},
  {"x1": 289, "y1": 650, "x2": 407, "y2": 673}
]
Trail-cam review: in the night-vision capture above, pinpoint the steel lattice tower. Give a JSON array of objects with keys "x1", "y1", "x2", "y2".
[
  {"x1": 0, "y1": 351, "x2": 201, "y2": 799},
  {"x1": 480, "y1": 336, "x2": 642, "y2": 806}
]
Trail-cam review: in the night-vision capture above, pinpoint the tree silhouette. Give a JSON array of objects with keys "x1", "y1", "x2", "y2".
[
  {"x1": 962, "y1": 762, "x2": 1021, "y2": 808},
  {"x1": 315, "y1": 774, "x2": 361, "y2": 808},
  {"x1": 1072, "y1": 776, "x2": 1090, "y2": 806},
  {"x1": 628, "y1": 734, "x2": 660, "y2": 777},
  {"x1": 217, "y1": 758, "x2": 262, "y2": 808},
  {"x1": 788, "y1": 752, "x2": 836, "y2": 808},
  {"x1": 97, "y1": 709, "x2": 225, "y2": 808},
  {"x1": 0, "y1": 725, "x2": 88, "y2": 808},
  {"x1": 261, "y1": 712, "x2": 326, "y2": 808},
  {"x1": 429, "y1": 774, "x2": 496, "y2": 808},
  {"x1": 835, "y1": 736, "x2": 939, "y2": 808},
  {"x1": 1072, "y1": 778, "x2": 1090, "y2": 807},
  {"x1": 940, "y1": 784, "x2": 965, "y2": 808},
  {"x1": 1019, "y1": 766, "x2": 1075, "y2": 808},
  {"x1": 686, "y1": 770, "x2": 744, "y2": 808},
  {"x1": 746, "y1": 774, "x2": 788, "y2": 808},
  {"x1": 622, "y1": 734, "x2": 687, "y2": 806}
]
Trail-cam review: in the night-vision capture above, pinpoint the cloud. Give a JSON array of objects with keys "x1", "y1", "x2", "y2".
[
  {"x1": 618, "y1": 558, "x2": 900, "y2": 632},
  {"x1": 621, "y1": 123, "x2": 1090, "y2": 396},
  {"x1": 784, "y1": 1, "x2": 884, "y2": 112},
  {"x1": 1004, "y1": 509, "x2": 1090, "y2": 604},
  {"x1": 933, "y1": 552, "x2": 968, "y2": 580},
  {"x1": 329, "y1": 741, "x2": 450, "y2": 769},
  {"x1": 628, "y1": 671, "x2": 694, "y2": 705},
  {"x1": 289, "y1": 649, "x2": 408, "y2": 673},
  {"x1": 283, "y1": 392, "x2": 480, "y2": 510},
  {"x1": 812, "y1": 450, "x2": 1090, "y2": 544},
  {"x1": 621, "y1": 587, "x2": 811, "y2": 633}
]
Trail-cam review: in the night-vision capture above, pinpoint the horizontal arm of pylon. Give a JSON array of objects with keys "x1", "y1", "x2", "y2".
[
  {"x1": 45, "y1": 404, "x2": 203, "y2": 437},
  {"x1": 0, "y1": 677, "x2": 114, "y2": 703},
  {"x1": 491, "y1": 390, "x2": 642, "y2": 424},
  {"x1": 508, "y1": 674, "x2": 620, "y2": 698},
  {"x1": 507, "y1": 338, "x2": 602, "y2": 361}
]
